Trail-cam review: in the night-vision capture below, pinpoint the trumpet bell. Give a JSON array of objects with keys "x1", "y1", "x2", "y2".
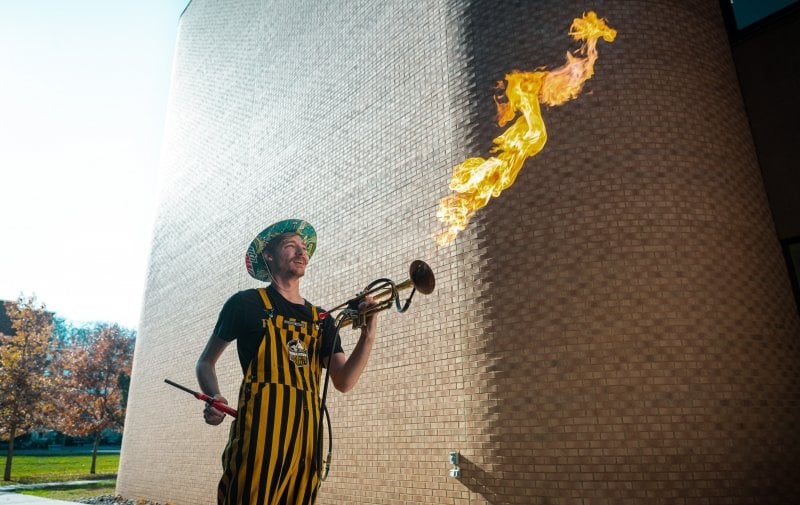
[{"x1": 409, "y1": 260, "x2": 435, "y2": 295}]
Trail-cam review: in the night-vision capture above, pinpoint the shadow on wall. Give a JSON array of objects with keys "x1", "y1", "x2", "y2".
[
  {"x1": 456, "y1": 0, "x2": 800, "y2": 503},
  {"x1": 457, "y1": 453, "x2": 557, "y2": 505},
  {"x1": 457, "y1": 453, "x2": 502, "y2": 504}
]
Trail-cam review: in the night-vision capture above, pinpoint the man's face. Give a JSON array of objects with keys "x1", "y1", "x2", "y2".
[{"x1": 266, "y1": 234, "x2": 308, "y2": 278}]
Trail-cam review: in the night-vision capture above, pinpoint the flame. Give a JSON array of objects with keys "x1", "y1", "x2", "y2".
[{"x1": 436, "y1": 11, "x2": 616, "y2": 246}]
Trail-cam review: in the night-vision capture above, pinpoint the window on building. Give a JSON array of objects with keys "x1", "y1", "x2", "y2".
[
  {"x1": 729, "y1": 0, "x2": 798, "y2": 29},
  {"x1": 721, "y1": 0, "x2": 800, "y2": 33}
]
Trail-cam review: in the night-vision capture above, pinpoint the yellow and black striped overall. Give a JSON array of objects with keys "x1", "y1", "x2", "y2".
[{"x1": 218, "y1": 288, "x2": 323, "y2": 505}]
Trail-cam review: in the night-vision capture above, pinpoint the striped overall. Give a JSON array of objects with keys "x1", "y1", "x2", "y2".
[{"x1": 218, "y1": 288, "x2": 323, "y2": 505}]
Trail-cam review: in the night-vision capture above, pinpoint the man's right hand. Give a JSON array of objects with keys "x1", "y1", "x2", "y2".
[{"x1": 203, "y1": 395, "x2": 229, "y2": 426}]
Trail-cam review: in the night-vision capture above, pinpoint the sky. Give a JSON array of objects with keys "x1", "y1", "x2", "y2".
[{"x1": 0, "y1": 0, "x2": 190, "y2": 329}]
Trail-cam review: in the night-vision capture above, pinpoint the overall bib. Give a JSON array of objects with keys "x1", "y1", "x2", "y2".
[{"x1": 218, "y1": 288, "x2": 323, "y2": 505}]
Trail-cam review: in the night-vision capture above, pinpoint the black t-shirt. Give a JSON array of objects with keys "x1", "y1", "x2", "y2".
[{"x1": 212, "y1": 285, "x2": 342, "y2": 373}]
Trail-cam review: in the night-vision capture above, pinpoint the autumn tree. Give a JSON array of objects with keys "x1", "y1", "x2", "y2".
[
  {"x1": 0, "y1": 295, "x2": 55, "y2": 481},
  {"x1": 56, "y1": 323, "x2": 134, "y2": 474}
]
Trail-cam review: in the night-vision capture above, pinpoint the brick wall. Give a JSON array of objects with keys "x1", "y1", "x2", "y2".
[{"x1": 118, "y1": 1, "x2": 800, "y2": 504}]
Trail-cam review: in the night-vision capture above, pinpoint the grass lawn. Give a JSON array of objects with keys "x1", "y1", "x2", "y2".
[
  {"x1": 1, "y1": 453, "x2": 119, "y2": 484},
  {"x1": 2, "y1": 451, "x2": 119, "y2": 501}
]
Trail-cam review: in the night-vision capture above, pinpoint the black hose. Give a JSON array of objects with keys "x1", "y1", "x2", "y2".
[{"x1": 317, "y1": 316, "x2": 346, "y2": 482}]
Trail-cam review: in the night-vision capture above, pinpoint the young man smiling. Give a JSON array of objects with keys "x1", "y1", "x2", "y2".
[{"x1": 196, "y1": 219, "x2": 378, "y2": 505}]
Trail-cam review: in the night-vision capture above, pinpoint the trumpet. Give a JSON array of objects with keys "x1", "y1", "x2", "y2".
[{"x1": 320, "y1": 260, "x2": 435, "y2": 328}]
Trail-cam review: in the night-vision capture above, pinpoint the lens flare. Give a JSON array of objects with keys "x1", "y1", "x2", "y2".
[{"x1": 436, "y1": 11, "x2": 616, "y2": 246}]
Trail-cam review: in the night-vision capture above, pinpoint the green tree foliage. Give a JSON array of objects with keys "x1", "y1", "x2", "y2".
[
  {"x1": 0, "y1": 295, "x2": 55, "y2": 481},
  {"x1": 54, "y1": 323, "x2": 134, "y2": 474}
]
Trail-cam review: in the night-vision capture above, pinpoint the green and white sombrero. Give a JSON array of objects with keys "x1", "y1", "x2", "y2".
[{"x1": 245, "y1": 219, "x2": 317, "y2": 282}]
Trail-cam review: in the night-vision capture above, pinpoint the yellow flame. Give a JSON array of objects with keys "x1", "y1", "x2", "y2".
[{"x1": 436, "y1": 11, "x2": 617, "y2": 246}]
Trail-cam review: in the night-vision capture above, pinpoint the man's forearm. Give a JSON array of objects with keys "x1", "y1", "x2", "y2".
[
  {"x1": 333, "y1": 327, "x2": 376, "y2": 392},
  {"x1": 196, "y1": 334, "x2": 230, "y2": 397},
  {"x1": 196, "y1": 360, "x2": 221, "y2": 397}
]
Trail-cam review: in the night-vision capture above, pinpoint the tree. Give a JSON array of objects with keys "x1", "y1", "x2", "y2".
[
  {"x1": 0, "y1": 295, "x2": 55, "y2": 481},
  {"x1": 56, "y1": 323, "x2": 134, "y2": 474}
]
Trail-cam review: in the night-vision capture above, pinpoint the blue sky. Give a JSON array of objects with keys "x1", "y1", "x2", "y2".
[{"x1": 0, "y1": 1, "x2": 189, "y2": 328}]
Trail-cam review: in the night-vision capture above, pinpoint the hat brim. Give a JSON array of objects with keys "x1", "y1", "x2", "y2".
[{"x1": 245, "y1": 219, "x2": 317, "y2": 282}]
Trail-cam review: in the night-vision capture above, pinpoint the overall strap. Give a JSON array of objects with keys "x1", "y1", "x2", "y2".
[
  {"x1": 257, "y1": 287, "x2": 273, "y2": 311},
  {"x1": 243, "y1": 288, "x2": 275, "y2": 381}
]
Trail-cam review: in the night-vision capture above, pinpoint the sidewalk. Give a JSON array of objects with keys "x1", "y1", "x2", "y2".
[
  {"x1": 0, "y1": 492, "x2": 78, "y2": 504},
  {"x1": 0, "y1": 480, "x2": 114, "y2": 505}
]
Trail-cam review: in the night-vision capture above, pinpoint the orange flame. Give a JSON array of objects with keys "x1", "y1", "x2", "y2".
[{"x1": 436, "y1": 11, "x2": 617, "y2": 246}]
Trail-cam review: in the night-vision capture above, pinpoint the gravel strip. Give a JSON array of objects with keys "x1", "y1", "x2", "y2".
[{"x1": 76, "y1": 495, "x2": 170, "y2": 505}]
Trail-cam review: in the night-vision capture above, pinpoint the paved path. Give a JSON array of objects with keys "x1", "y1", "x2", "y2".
[
  {"x1": 0, "y1": 480, "x2": 115, "y2": 505},
  {"x1": 0, "y1": 492, "x2": 78, "y2": 504}
]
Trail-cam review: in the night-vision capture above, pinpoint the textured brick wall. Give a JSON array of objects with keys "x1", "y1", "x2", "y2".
[{"x1": 118, "y1": 1, "x2": 800, "y2": 504}]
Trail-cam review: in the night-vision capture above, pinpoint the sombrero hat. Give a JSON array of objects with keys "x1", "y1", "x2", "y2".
[{"x1": 245, "y1": 219, "x2": 317, "y2": 282}]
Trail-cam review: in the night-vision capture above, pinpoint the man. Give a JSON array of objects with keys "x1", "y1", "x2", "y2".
[{"x1": 196, "y1": 219, "x2": 378, "y2": 505}]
